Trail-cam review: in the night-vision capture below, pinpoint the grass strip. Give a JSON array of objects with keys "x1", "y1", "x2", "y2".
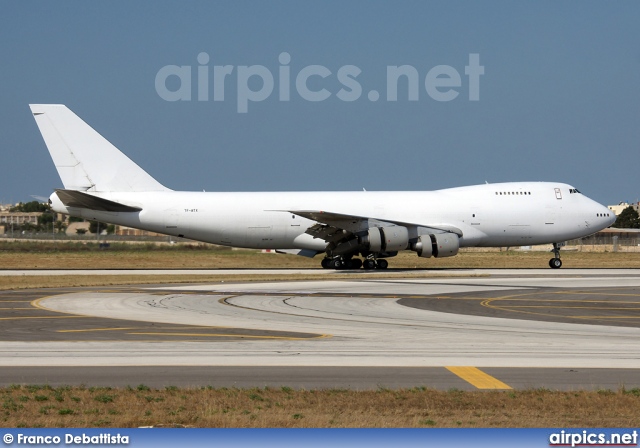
[{"x1": 2, "y1": 385, "x2": 639, "y2": 428}]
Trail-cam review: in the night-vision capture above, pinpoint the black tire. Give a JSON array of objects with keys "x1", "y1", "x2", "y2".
[
  {"x1": 331, "y1": 259, "x2": 343, "y2": 269},
  {"x1": 351, "y1": 258, "x2": 363, "y2": 269},
  {"x1": 363, "y1": 259, "x2": 376, "y2": 270},
  {"x1": 377, "y1": 259, "x2": 389, "y2": 269},
  {"x1": 549, "y1": 258, "x2": 562, "y2": 269},
  {"x1": 321, "y1": 258, "x2": 331, "y2": 269}
]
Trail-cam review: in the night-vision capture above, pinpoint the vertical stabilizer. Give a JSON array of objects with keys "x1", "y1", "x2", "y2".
[{"x1": 30, "y1": 104, "x2": 169, "y2": 192}]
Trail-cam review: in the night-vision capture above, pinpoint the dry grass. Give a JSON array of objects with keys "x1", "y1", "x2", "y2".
[{"x1": 2, "y1": 385, "x2": 639, "y2": 428}]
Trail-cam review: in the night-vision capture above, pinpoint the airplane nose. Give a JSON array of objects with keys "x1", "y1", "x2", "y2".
[{"x1": 598, "y1": 204, "x2": 616, "y2": 227}]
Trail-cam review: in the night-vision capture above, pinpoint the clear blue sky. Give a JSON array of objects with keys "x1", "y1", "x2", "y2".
[{"x1": 2, "y1": 1, "x2": 639, "y2": 205}]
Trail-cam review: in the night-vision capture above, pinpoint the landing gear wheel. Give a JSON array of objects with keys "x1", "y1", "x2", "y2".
[
  {"x1": 376, "y1": 259, "x2": 388, "y2": 269},
  {"x1": 549, "y1": 242, "x2": 563, "y2": 269},
  {"x1": 330, "y1": 258, "x2": 343, "y2": 269},
  {"x1": 363, "y1": 259, "x2": 376, "y2": 270},
  {"x1": 350, "y1": 258, "x2": 363, "y2": 269},
  {"x1": 321, "y1": 258, "x2": 331, "y2": 269}
]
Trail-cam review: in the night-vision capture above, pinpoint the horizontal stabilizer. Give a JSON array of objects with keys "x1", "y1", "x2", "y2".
[{"x1": 55, "y1": 189, "x2": 142, "y2": 212}]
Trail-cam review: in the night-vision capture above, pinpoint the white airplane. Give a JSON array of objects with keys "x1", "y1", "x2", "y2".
[{"x1": 30, "y1": 104, "x2": 615, "y2": 270}]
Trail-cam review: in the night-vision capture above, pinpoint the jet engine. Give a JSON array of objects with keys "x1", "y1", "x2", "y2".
[
  {"x1": 412, "y1": 233, "x2": 459, "y2": 258},
  {"x1": 359, "y1": 226, "x2": 410, "y2": 252}
]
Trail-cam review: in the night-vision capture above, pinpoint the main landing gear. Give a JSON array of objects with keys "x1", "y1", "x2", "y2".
[
  {"x1": 321, "y1": 256, "x2": 388, "y2": 270},
  {"x1": 549, "y1": 242, "x2": 562, "y2": 269}
]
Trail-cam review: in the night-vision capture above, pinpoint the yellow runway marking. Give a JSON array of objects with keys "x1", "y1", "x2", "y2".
[
  {"x1": 58, "y1": 326, "x2": 238, "y2": 333},
  {"x1": 569, "y1": 316, "x2": 640, "y2": 319},
  {"x1": 446, "y1": 366, "x2": 512, "y2": 390},
  {"x1": 57, "y1": 327, "x2": 139, "y2": 333},
  {"x1": 502, "y1": 305, "x2": 640, "y2": 310},
  {"x1": 485, "y1": 298, "x2": 640, "y2": 304},
  {"x1": 552, "y1": 291, "x2": 640, "y2": 297},
  {"x1": 0, "y1": 307, "x2": 39, "y2": 310}
]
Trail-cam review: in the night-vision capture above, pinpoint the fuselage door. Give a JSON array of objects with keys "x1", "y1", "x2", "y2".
[{"x1": 555, "y1": 188, "x2": 562, "y2": 200}]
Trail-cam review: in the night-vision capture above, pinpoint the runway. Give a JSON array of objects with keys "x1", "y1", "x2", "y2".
[{"x1": 1, "y1": 269, "x2": 640, "y2": 390}]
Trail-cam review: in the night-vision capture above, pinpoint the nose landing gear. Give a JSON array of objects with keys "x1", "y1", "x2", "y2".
[{"x1": 549, "y1": 242, "x2": 563, "y2": 269}]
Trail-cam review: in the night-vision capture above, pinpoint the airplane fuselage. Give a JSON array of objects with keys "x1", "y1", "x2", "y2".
[{"x1": 50, "y1": 181, "x2": 615, "y2": 251}]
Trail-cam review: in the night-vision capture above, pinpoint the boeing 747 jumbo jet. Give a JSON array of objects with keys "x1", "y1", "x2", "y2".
[{"x1": 30, "y1": 104, "x2": 615, "y2": 269}]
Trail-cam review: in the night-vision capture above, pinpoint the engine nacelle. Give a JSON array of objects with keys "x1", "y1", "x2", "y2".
[
  {"x1": 412, "y1": 233, "x2": 459, "y2": 258},
  {"x1": 433, "y1": 233, "x2": 459, "y2": 257},
  {"x1": 361, "y1": 226, "x2": 409, "y2": 253}
]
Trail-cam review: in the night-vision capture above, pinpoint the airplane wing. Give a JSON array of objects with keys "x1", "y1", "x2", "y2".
[{"x1": 288, "y1": 209, "x2": 462, "y2": 253}]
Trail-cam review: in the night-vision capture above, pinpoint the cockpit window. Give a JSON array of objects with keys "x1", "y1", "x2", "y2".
[{"x1": 569, "y1": 188, "x2": 581, "y2": 194}]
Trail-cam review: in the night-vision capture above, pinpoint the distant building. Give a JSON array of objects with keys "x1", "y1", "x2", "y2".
[
  {"x1": 114, "y1": 225, "x2": 164, "y2": 237},
  {"x1": 0, "y1": 212, "x2": 40, "y2": 226},
  {"x1": 608, "y1": 202, "x2": 639, "y2": 216}
]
